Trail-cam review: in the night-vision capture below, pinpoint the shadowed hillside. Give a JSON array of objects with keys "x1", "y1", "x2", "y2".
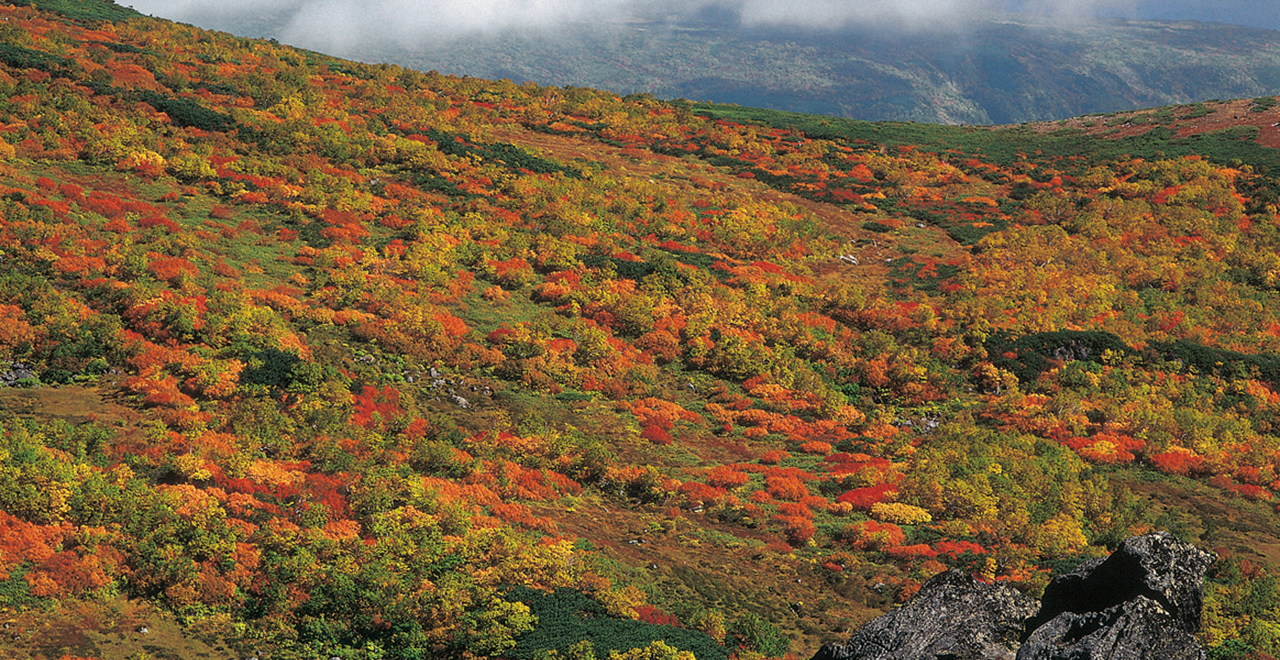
[{"x1": 304, "y1": 13, "x2": 1280, "y2": 125}]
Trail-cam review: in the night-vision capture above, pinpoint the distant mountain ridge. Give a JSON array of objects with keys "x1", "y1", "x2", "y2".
[{"x1": 304, "y1": 14, "x2": 1280, "y2": 125}]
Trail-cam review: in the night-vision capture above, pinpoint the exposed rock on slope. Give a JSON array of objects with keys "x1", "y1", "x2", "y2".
[
  {"x1": 811, "y1": 532, "x2": 1215, "y2": 660},
  {"x1": 812, "y1": 570, "x2": 1037, "y2": 660}
]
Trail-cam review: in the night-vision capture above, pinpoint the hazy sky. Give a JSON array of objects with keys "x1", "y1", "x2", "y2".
[{"x1": 127, "y1": 0, "x2": 1280, "y2": 53}]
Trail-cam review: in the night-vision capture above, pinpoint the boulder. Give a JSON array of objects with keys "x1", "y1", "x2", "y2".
[
  {"x1": 811, "y1": 533, "x2": 1216, "y2": 660},
  {"x1": 1018, "y1": 596, "x2": 1204, "y2": 660},
  {"x1": 812, "y1": 569, "x2": 1038, "y2": 660},
  {"x1": 1026, "y1": 531, "x2": 1216, "y2": 635}
]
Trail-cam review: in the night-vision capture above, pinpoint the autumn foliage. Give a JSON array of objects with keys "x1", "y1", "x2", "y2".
[{"x1": 1, "y1": 2, "x2": 1280, "y2": 658}]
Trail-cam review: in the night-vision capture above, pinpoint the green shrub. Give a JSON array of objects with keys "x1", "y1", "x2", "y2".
[
  {"x1": 986, "y1": 330, "x2": 1131, "y2": 383},
  {"x1": 136, "y1": 92, "x2": 236, "y2": 132},
  {"x1": 506, "y1": 587, "x2": 727, "y2": 660},
  {"x1": 727, "y1": 612, "x2": 787, "y2": 657}
]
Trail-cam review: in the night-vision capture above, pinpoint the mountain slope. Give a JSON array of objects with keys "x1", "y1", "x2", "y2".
[
  {"x1": 303, "y1": 14, "x2": 1280, "y2": 125},
  {"x1": 5, "y1": 1, "x2": 1280, "y2": 659}
]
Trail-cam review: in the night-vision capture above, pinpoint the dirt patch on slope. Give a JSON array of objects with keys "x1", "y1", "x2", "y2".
[{"x1": 1038, "y1": 98, "x2": 1280, "y2": 149}]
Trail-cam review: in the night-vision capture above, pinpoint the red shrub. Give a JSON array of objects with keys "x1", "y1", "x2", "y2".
[
  {"x1": 58, "y1": 183, "x2": 83, "y2": 200},
  {"x1": 138, "y1": 215, "x2": 180, "y2": 233},
  {"x1": 777, "y1": 515, "x2": 816, "y2": 546},
  {"x1": 1229, "y1": 484, "x2": 1273, "y2": 501},
  {"x1": 378, "y1": 214, "x2": 412, "y2": 229},
  {"x1": 678, "y1": 481, "x2": 725, "y2": 506},
  {"x1": 1236, "y1": 466, "x2": 1268, "y2": 486},
  {"x1": 147, "y1": 256, "x2": 198, "y2": 283},
  {"x1": 837, "y1": 484, "x2": 899, "y2": 510},
  {"x1": 351, "y1": 385, "x2": 403, "y2": 430},
  {"x1": 760, "y1": 450, "x2": 789, "y2": 465},
  {"x1": 887, "y1": 544, "x2": 939, "y2": 560},
  {"x1": 707, "y1": 466, "x2": 750, "y2": 489},
  {"x1": 933, "y1": 540, "x2": 987, "y2": 558},
  {"x1": 1149, "y1": 447, "x2": 1206, "y2": 476},
  {"x1": 641, "y1": 424, "x2": 673, "y2": 445},
  {"x1": 636, "y1": 606, "x2": 681, "y2": 627}
]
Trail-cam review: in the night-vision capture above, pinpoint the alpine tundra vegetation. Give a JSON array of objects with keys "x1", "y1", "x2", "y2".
[{"x1": 2, "y1": 1, "x2": 1280, "y2": 659}]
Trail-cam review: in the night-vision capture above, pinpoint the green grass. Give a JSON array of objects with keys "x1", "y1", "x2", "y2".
[
  {"x1": 454, "y1": 286, "x2": 549, "y2": 336},
  {"x1": 4, "y1": 0, "x2": 141, "y2": 22},
  {"x1": 692, "y1": 103, "x2": 1280, "y2": 177}
]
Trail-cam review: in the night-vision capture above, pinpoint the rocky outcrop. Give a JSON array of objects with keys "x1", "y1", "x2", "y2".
[
  {"x1": 813, "y1": 570, "x2": 1038, "y2": 660},
  {"x1": 1018, "y1": 595, "x2": 1205, "y2": 660},
  {"x1": 811, "y1": 532, "x2": 1215, "y2": 660},
  {"x1": 0, "y1": 362, "x2": 37, "y2": 387},
  {"x1": 1018, "y1": 532, "x2": 1215, "y2": 660}
]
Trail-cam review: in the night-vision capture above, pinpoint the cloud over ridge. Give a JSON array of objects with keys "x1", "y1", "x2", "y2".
[{"x1": 128, "y1": 0, "x2": 1279, "y2": 54}]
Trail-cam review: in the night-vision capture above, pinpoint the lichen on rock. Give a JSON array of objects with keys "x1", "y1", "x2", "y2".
[{"x1": 811, "y1": 532, "x2": 1216, "y2": 660}]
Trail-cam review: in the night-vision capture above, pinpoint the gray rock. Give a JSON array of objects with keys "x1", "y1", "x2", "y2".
[
  {"x1": 811, "y1": 533, "x2": 1216, "y2": 660},
  {"x1": 1027, "y1": 532, "x2": 1216, "y2": 635},
  {"x1": 1018, "y1": 596, "x2": 1205, "y2": 660},
  {"x1": 813, "y1": 569, "x2": 1038, "y2": 660},
  {"x1": 0, "y1": 362, "x2": 37, "y2": 386}
]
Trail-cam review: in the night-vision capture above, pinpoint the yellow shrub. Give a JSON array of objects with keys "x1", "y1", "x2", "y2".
[{"x1": 870, "y1": 502, "x2": 932, "y2": 525}]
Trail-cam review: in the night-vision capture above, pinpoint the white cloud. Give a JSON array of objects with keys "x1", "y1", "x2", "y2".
[{"x1": 126, "y1": 0, "x2": 1271, "y2": 52}]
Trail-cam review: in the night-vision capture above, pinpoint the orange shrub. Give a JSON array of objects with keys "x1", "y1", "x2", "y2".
[
  {"x1": 1236, "y1": 465, "x2": 1271, "y2": 486},
  {"x1": 775, "y1": 502, "x2": 812, "y2": 518},
  {"x1": 678, "y1": 481, "x2": 726, "y2": 507},
  {"x1": 827, "y1": 501, "x2": 854, "y2": 516},
  {"x1": 800, "y1": 495, "x2": 830, "y2": 511},
  {"x1": 844, "y1": 520, "x2": 905, "y2": 551},
  {"x1": 707, "y1": 466, "x2": 749, "y2": 489},
  {"x1": 799, "y1": 441, "x2": 832, "y2": 455},
  {"x1": 765, "y1": 475, "x2": 808, "y2": 501},
  {"x1": 147, "y1": 256, "x2": 198, "y2": 283},
  {"x1": 488, "y1": 257, "x2": 536, "y2": 288},
  {"x1": 776, "y1": 515, "x2": 816, "y2": 546},
  {"x1": 1149, "y1": 447, "x2": 1206, "y2": 476},
  {"x1": 749, "y1": 490, "x2": 774, "y2": 504},
  {"x1": 760, "y1": 450, "x2": 790, "y2": 465}
]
